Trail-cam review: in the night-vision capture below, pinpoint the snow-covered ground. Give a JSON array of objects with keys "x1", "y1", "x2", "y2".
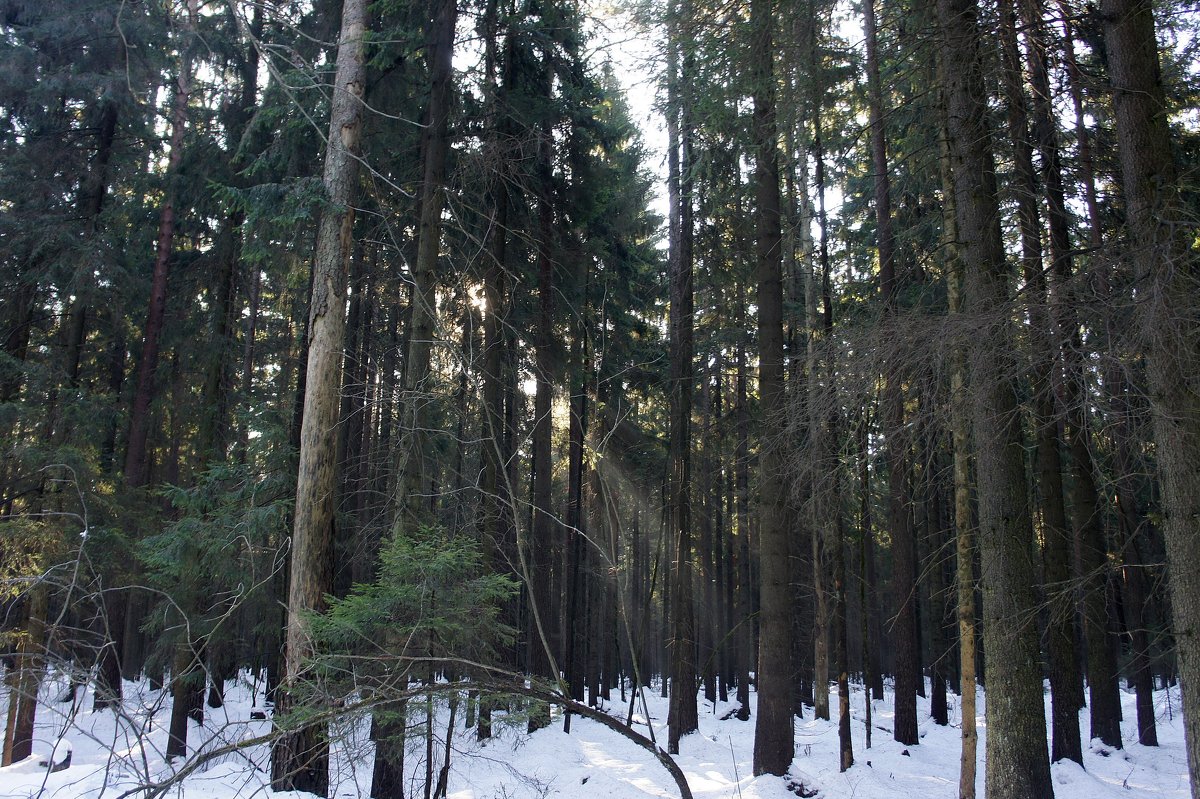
[{"x1": 1, "y1": 669, "x2": 1191, "y2": 798}]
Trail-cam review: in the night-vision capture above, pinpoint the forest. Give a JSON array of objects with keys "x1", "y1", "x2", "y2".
[{"x1": 0, "y1": 0, "x2": 1198, "y2": 797}]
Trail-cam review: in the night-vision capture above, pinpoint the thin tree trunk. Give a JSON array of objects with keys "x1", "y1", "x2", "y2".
[
  {"x1": 666, "y1": 6, "x2": 698, "y2": 751},
  {"x1": 804, "y1": 15, "x2": 833, "y2": 727},
  {"x1": 528, "y1": 47, "x2": 558, "y2": 723},
  {"x1": 856, "y1": 410, "x2": 878, "y2": 752},
  {"x1": 835, "y1": 481, "x2": 853, "y2": 770},
  {"x1": 734, "y1": 326, "x2": 752, "y2": 722},
  {"x1": 1108, "y1": 366, "x2": 1157, "y2": 746},
  {"x1": 920, "y1": 422, "x2": 950, "y2": 728},
  {"x1": 564, "y1": 301, "x2": 590, "y2": 712},
  {"x1": 864, "y1": 0, "x2": 918, "y2": 746},
  {"x1": 1119, "y1": 519, "x2": 1158, "y2": 746},
  {"x1": 940, "y1": 74, "x2": 977, "y2": 799},
  {"x1": 858, "y1": 411, "x2": 884, "y2": 702},
  {"x1": 475, "y1": 2, "x2": 514, "y2": 742},
  {"x1": 1, "y1": 581, "x2": 46, "y2": 766},
  {"x1": 1059, "y1": 29, "x2": 1124, "y2": 747}
]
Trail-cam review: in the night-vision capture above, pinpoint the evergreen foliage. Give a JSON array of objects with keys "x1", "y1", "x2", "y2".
[{"x1": 0, "y1": 0, "x2": 1197, "y2": 792}]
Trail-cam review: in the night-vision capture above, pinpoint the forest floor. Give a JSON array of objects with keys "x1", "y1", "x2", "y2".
[{"x1": 0, "y1": 669, "x2": 1190, "y2": 798}]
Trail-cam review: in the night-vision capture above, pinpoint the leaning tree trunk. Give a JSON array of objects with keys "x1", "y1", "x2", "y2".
[
  {"x1": 1102, "y1": 0, "x2": 1200, "y2": 788},
  {"x1": 935, "y1": 0, "x2": 1054, "y2": 793},
  {"x1": 270, "y1": 0, "x2": 368, "y2": 792}
]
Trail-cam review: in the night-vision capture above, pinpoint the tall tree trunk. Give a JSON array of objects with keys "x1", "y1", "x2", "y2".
[
  {"x1": 1059, "y1": 28, "x2": 1125, "y2": 748},
  {"x1": 936, "y1": 0, "x2": 1054, "y2": 793},
  {"x1": 562, "y1": 302, "x2": 591, "y2": 723},
  {"x1": 997, "y1": 0, "x2": 1081, "y2": 763},
  {"x1": 750, "y1": 0, "x2": 792, "y2": 775},
  {"x1": 734, "y1": 325, "x2": 753, "y2": 722},
  {"x1": 808, "y1": 97, "x2": 832, "y2": 726},
  {"x1": 124, "y1": 0, "x2": 198, "y2": 489},
  {"x1": 396, "y1": 0, "x2": 458, "y2": 527},
  {"x1": 666, "y1": 7, "x2": 698, "y2": 751},
  {"x1": 1018, "y1": 0, "x2": 1092, "y2": 735},
  {"x1": 527, "y1": 81, "x2": 557, "y2": 733},
  {"x1": 864, "y1": 0, "x2": 918, "y2": 746},
  {"x1": 834, "y1": 475, "x2": 852, "y2": 770},
  {"x1": 1118, "y1": 513, "x2": 1158, "y2": 746},
  {"x1": 1102, "y1": 0, "x2": 1200, "y2": 786},
  {"x1": 857, "y1": 410, "x2": 884, "y2": 702},
  {"x1": 477, "y1": 21, "x2": 513, "y2": 743},
  {"x1": 271, "y1": 0, "x2": 368, "y2": 791},
  {"x1": 939, "y1": 67, "x2": 977, "y2": 799},
  {"x1": 919, "y1": 421, "x2": 950, "y2": 728},
  {"x1": 855, "y1": 411, "x2": 881, "y2": 709}
]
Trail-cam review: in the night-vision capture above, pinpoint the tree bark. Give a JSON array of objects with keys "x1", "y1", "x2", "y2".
[
  {"x1": 864, "y1": 0, "x2": 918, "y2": 746},
  {"x1": 1102, "y1": 0, "x2": 1200, "y2": 786},
  {"x1": 666, "y1": 5, "x2": 698, "y2": 750},
  {"x1": 271, "y1": 0, "x2": 368, "y2": 791},
  {"x1": 1059, "y1": 27, "x2": 1125, "y2": 748},
  {"x1": 396, "y1": 0, "x2": 458, "y2": 528},
  {"x1": 808, "y1": 95, "x2": 832, "y2": 726},
  {"x1": 1, "y1": 581, "x2": 46, "y2": 766},
  {"x1": 1108, "y1": 366, "x2": 1158, "y2": 746},
  {"x1": 124, "y1": 0, "x2": 198, "y2": 490},
  {"x1": 935, "y1": 0, "x2": 1054, "y2": 793},
  {"x1": 734, "y1": 326, "x2": 753, "y2": 722},
  {"x1": 997, "y1": 0, "x2": 1081, "y2": 763},
  {"x1": 528, "y1": 36, "x2": 558, "y2": 716},
  {"x1": 750, "y1": 0, "x2": 793, "y2": 775},
  {"x1": 1019, "y1": 0, "x2": 1095, "y2": 735}
]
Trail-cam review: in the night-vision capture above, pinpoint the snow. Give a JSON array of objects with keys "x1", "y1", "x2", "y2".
[{"x1": 1, "y1": 670, "x2": 1191, "y2": 798}]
